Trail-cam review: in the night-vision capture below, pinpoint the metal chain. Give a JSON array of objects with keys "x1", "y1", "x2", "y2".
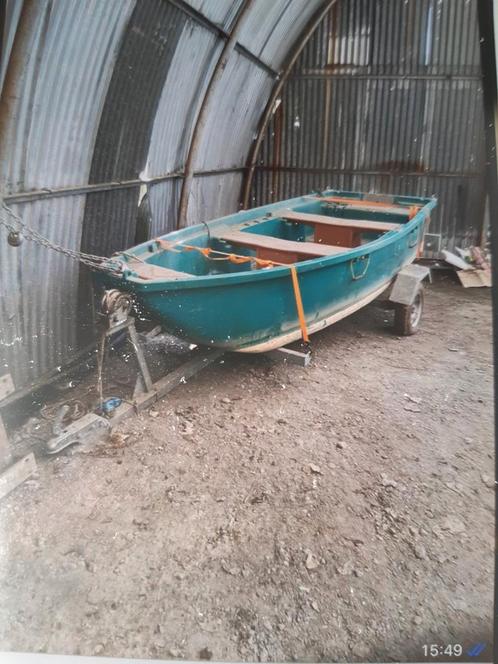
[{"x1": 0, "y1": 200, "x2": 124, "y2": 275}]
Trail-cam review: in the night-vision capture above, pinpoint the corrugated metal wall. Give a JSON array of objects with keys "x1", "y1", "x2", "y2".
[
  {"x1": 0, "y1": 0, "x2": 324, "y2": 393},
  {"x1": 0, "y1": 0, "x2": 487, "y2": 395},
  {"x1": 250, "y1": 0, "x2": 486, "y2": 256}
]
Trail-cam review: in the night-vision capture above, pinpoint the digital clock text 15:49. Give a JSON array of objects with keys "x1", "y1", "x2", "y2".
[{"x1": 422, "y1": 644, "x2": 463, "y2": 657}]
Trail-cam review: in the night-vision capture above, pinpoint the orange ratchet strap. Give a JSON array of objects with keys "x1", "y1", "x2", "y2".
[{"x1": 288, "y1": 265, "x2": 309, "y2": 344}]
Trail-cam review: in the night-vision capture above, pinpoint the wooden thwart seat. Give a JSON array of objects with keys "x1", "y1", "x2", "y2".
[
  {"x1": 278, "y1": 210, "x2": 400, "y2": 233},
  {"x1": 127, "y1": 258, "x2": 193, "y2": 281},
  {"x1": 215, "y1": 229, "x2": 347, "y2": 264},
  {"x1": 276, "y1": 209, "x2": 400, "y2": 249},
  {"x1": 318, "y1": 196, "x2": 417, "y2": 216}
]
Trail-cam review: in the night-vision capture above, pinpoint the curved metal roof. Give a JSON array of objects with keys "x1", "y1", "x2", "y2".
[{"x1": 0, "y1": 0, "x2": 326, "y2": 392}]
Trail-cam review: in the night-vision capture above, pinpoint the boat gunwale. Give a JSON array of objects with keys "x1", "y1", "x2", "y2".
[{"x1": 112, "y1": 191, "x2": 437, "y2": 292}]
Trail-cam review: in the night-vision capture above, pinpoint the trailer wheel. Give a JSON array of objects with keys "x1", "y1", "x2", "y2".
[{"x1": 393, "y1": 284, "x2": 424, "y2": 336}]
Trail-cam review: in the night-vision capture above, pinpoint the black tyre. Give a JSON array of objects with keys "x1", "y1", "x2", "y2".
[{"x1": 393, "y1": 284, "x2": 424, "y2": 336}]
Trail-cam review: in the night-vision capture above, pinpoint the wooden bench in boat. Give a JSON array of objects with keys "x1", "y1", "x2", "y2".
[
  {"x1": 317, "y1": 196, "x2": 419, "y2": 217},
  {"x1": 215, "y1": 229, "x2": 348, "y2": 264},
  {"x1": 276, "y1": 209, "x2": 400, "y2": 248},
  {"x1": 277, "y1": 210, "x2": 400, "y2": 232},
  {"x1": 126, "y1": 258, "x2": 193, "y2": 281}
]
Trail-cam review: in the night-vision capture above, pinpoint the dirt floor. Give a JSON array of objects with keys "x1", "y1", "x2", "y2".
[{"x1": 0, "y1": 275, "x2": 494, "y2": 662}]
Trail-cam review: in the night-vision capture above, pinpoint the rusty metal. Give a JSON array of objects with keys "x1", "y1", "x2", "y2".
[
  {"x1": 271, "y1": 99, "x2": 283, "y2": 203},
  {"x1": 249, "y1": 0, "x2": 487, "y2": 254},
  {"x1": 101, "y1": 289, "x2": 132, "y2": 327},
  {"x1": 240, "y1": 0, "x2": 339, "y2": 209},
  {"x1": 0, "y1": 0, "x2": 40, "y2": 161},
  {"x1": 255, "y1": 165, "x2": 480, "y2": 179},
  {"x1": 2, "y1": 166, "x2": 247, "y2": 205},
  {"x1": 292, "y1": 73, "x2": 483, "y2": 81},
  {"x1": 177, "y1": 0, "x2": 254, "y2": 229}
]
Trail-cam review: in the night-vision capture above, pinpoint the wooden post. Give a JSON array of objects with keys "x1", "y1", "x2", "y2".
[
  {"x1": 0, "y1": 373, "x2": 37, "y2": 501},
  {"x1": 0, "y1": 373, "x2": 15, "y2": 465}
]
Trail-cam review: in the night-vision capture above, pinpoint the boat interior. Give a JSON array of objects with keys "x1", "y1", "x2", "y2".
[{"x1": 124, "y1": 196, "x2": 421, "y2": 280}]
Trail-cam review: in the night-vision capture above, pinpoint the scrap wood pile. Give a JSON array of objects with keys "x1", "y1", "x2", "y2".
[{"x1": 440, "y1": 246, "x2": 491, "y2": 288}]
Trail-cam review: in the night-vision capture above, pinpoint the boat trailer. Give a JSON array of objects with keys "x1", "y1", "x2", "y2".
[
  {"x1": 382, "y1": 263, "x2": 431, "y2": 336},
  {"x1": 44, "y1": 263, "x2": 429, "y2": 456}
]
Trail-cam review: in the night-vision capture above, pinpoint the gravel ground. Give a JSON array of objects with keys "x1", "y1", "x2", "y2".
[{"x1": 0, "y1": 276, "x2": 494, "y2": 662}]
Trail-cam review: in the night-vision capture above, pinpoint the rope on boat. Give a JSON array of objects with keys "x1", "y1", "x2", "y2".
[{"x1": 156, "y1": 238, "x2": 310, "y2": 344}]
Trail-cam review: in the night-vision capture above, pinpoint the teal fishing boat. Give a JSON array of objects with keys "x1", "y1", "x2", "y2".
[{"x1": 100, "y1": 190, "x2": 437, "y2": 351}]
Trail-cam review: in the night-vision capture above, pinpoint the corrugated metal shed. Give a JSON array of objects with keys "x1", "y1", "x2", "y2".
[
  {"x1": 0, "y1": 0, "x2": 135, "y2": 388},
  {"x1": 0, "y1": 0, "x2": 487, "y2": 396},
  {"x1": 250, "y1": 0, "x2": 486, "y2": 256},
  {"x1": 0, "y1": 0, "x2": 324, "y2": 393},
  {"x1": 184, "y1": 0, "x2": 242, "y2": 29},
  {"x1": 193, "y1": 52, "x2": 274, "y2": 172}
]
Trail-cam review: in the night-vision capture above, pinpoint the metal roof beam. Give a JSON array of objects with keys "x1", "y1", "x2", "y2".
[
  {"x1": 254, "y1": 165, "x2": 486, "y2": 179},
  {"x1": 176, "y1": 0, "x2": 254, "y2": 228},
  {"x1": 166, "y1": 0, "x2": 278, "y2": 79},
  {"x1": 2, "y1": 167, "x2": 247, "y2": 205},
  {"x1": 236, "y1": 43, "x2": 278, "y2": 79},
  {"x1": 291, "y1": 73, "x2": 483, "y2": 81},
  {"x1": 240, "y1": 0, "x2": 339, "y2": 209}
]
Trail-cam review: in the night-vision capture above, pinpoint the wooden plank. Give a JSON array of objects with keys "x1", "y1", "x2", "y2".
[
  {"x1": 0, "y1": 374, "x2": 14, "y2": 465},
  {"x1": 127, "y1": 259, "x2": 193, "y2": 281},
  {"x1": 0, "y1": 453, "x2": 37, "y2": 501},
  {"x1": 255, "y1": 248, "x2": 300, "y2": 264},
  {"x1": 314, "y1": 225, "x2": 357, "y2": 248},
  {"x1": 319, "y1": 196, "x2": 416, "y2": 216},
  {"x1": 324, "y1": 196, "x2": 405, "y2": 208},
  {"x1": 457, "y1": 268, "x2": 492, "y2": 288},
  {"x1": 0, "y1": 417, "x2": 11, "y2": 465},
  {"x1": 278, "y1": 210, "x2": 401, "y2": 232},
  {"x1": 0, "y1": 374, "x2": 15, "y2": 402},
  {"x1": 216, "y1": 230, "x2": 348, "y2": 257}
]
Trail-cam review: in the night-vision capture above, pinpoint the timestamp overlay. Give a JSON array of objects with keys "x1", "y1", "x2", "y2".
[{"x1": 421, "y1": 642, "x2": 489, "y2": 661}]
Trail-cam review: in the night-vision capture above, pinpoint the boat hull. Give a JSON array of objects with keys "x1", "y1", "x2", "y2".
[
  {"x1": 237, "y1": 281, "x2": 390, "y2": 352},
  {"x1": 99, "y1": 190, "x2": 437, "y2": 351}
]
